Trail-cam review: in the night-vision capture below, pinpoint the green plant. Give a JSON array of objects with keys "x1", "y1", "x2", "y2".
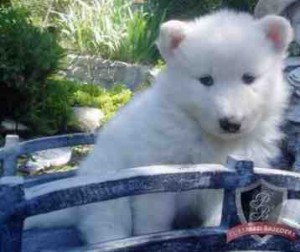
[
  {"x1": 24, "y1": 79, "x2": 77, "y2": 135},
  {"x1": 12, "y1": 0, "x2": 259, "y2": 64},
  {"x1": 14, "y1": 0, "x2": 163, "y2": 63},
  {"x1": 0, "y1": 7, "x2": 65, "y2": 133},
  {"x1": 154, "y1": 59, "x2": 166, "y2": 70},
  {"x1": 52, "y1": 0, "x2": 132, "y2": 57},
  {"x1": 41, "y1": 78, "x2": 132, "y2": 128},
  {"x1": 70, "y1": 82, "x2": 133, "y2": 123},
  {"x1": 117, "y1": 6, "x2": 165, "y2": 63},
  {"x1": 148, "y1": 0, "x2": 259, "y2": 20},
  {"x1": 11, "y1": 0, "x2": 74, "y2": 26}
]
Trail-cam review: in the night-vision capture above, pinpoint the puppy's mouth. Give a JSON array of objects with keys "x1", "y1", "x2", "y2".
[
  {"x1": 202, "y1": 127, "x2": 244, "y2": 141},
  {"x1": 218, "y1": 131, "x2": 243, "y2": 140},
  {"x1": 218, "y1": 123, "x2": 258, "y2": 140},
  {"x1": 221, "y1": 129, "x2": 241, "y2": 134}
]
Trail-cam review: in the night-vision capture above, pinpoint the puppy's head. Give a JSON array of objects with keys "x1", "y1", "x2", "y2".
[{"x1": 157, "y1": 10, "x2": 293, "y2": 139}]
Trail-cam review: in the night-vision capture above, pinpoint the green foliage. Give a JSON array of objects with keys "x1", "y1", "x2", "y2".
[
  {"x1": 49, "y1": 0, "x2": 162, "y2": 63},
  {"x1": 12, "y1": 0, "x2": 259, "y2": 64},
  {"x1": 223, "y1": 0, "x2": 258, "y2": 12},
  {"x1": 116, "y1": 6, "x2": 165, "y2": 63},
  {"x1": 24, "y1": 79, "x2": 76, "y2": 136},
  {"x1": 13, "y1": 0, "x2": 164, "y2": 63},
  {"x1": 53, "y1": 0, "x2": 129, "y2": 57},
  {"x1": 11, "y1": 0, "x2": 73, "y2": 26},
  {"x1": 0, "y1": 7, "x2": 65, "y2": 133},
  {"x1": 154, "y1": 59, "x2": 166, "y2": 70},
  {"x1": 148, "y1": 0, "x2": 258, "y2": 20},
  {"x1": 20, "y1": 77, "x2": 132, "y2": 135},
  {"x1": 3, "y1": 71, "x2": 132, "y2": 136},
  {"x1": 69, "y1": 81, "x2": 133, "y2": 123}
]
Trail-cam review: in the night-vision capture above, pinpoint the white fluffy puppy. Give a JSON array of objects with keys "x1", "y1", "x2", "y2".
[
  {"x1": 26, "y1": 10, "x2": 293, "y2": 245},
  {"x1": 77, "y1": 10, "x2": 293, "y2": 244}
]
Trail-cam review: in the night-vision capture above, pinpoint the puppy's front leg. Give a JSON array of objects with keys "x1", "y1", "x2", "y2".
[
  {"x1": 176, "y1": 189, "x2": 224, "y2": 228},
  {"x1": 132, "y1": 193, "x2": 177, "y2": 235},
  {"x1": 78, "y1": 198, "x2": 132, "y2": 244}
]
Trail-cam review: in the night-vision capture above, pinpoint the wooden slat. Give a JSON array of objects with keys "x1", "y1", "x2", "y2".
[
  {"x1": 0, "y1": 133, "x2": 96, "y2": 176},
  {"x1": 9, "y1": 164, "x2": 300, "y2": 220}
]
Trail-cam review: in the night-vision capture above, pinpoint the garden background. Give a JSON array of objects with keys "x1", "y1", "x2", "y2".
[{"x1": 0, "y1": 0, "x2": 258, "y2": 173}]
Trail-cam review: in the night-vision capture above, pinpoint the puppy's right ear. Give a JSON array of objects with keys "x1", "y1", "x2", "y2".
[
  {"x1": 257, "y1": 15, "x2": 293, "y2": 55},
  {"x1": 156, "y1": 20, "x2": 186, "y2": 60}
]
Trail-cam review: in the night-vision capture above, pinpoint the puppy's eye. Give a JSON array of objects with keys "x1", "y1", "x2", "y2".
[
  {"x1": 242, "y1": 73, "x2": 256, "y2": 85},
  {"x1": 199, "y1": 75, "x2": 214, "y2": 86}
]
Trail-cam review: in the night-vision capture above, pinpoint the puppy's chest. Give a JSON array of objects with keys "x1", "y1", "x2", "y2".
[
  {"x1": 188, "y1": 140, "x2": 228, "y2": 165},
  {"x1": 188, "y1": 138, "x2": 270, "y2": 167},
  {"x1": 131, "y1": 120, "x2": 271, "y2": 167},
  {"x1": 155, "y1": 132, "x2": 233, "y2": 165},
  {"x1": 157, "y1": 135, "x2": 226, "y2": 165}
]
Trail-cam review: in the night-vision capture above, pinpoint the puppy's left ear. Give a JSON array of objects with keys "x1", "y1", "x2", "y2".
[
  {"x1": 258, "y1": 15, "x2": 293, "y2": 54},
  {"x1": 156, "y1": 20, "x2": 187, "y2": 61}
]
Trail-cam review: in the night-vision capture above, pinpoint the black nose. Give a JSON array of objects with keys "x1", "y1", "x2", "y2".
[{"x1": 219, "y1": 118, "x2": 241, "y2": 133}]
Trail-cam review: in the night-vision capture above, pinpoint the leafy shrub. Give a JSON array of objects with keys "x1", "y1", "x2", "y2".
[
  {"x1": 69, "y1": 81, "x2": 133, "y2": 123},
  {"x1": 11, "y1": 0, "x2": 74, "y2": 26},
  {"x1": 148, "y1": 0, "x2": 258, "y2": 20},
  {"x1": 24, "y1": 79, "x2": 77, "y2": 136},
  {"x1": 0, "y1": 7, "x2": 65, "y2": 133},
  {"x1": 11, "y1": 76, "x2": 132, "y2": 136}
]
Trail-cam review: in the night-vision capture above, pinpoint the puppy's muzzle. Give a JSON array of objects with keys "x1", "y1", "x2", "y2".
[{"x1": 219, "y1": 118, "x2": 241, "y2": 133}]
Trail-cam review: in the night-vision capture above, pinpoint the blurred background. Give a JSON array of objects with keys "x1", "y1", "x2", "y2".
[
  {"x1": 0, "y1": 0, "x2": 261, "y2": 173},
  {"x1": 0, "y1": 0, "x2": 258, "y2": 139}
]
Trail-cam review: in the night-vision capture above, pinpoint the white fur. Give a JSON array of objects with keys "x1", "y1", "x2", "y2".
[{"x1": 25, "y1": 10, "x2": 293, "y2": 245}]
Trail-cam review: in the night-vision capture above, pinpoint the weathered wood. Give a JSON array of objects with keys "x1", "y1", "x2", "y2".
[
  {"x1": 58, "y1": 227, "x2": 300, "y2": 252},
  {"x1": 2, "y1": 135, "x2": 19, "y2": 177},
  {"x1": 0, "y1": 133, "x2": 96, "y2": 176},
  {"x1": 294, "y1": 139, "x2": 300, "y2": 172},
  {"x1": 0, "y1": 177, "x2": 24, "y2": 252},
  {"x1": 20, "y1": 165, "x2": 300, "y2": 219},
  {"x1": 22, "y1": 227, "x2": 83, "y2": 252},
  {"x1": 18, "y1": 160, "x2": 300, "y2": 251},
  {"x1": 1, "y1": 133, "x2": 300, "y2": 251},
  {"x1": 24, "y1": 170, "x2": 77, "y2": 188}
]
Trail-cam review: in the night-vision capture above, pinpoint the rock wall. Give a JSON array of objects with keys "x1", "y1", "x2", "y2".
[{"x1": 59, "y1": 55, "x2": 154, "y2": 90}]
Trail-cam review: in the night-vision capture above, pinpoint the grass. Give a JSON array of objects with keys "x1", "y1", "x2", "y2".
[
  {"x1": 55, "y1": 0, "x2": 163, "y2": 63},
  {"x1": 13, "y1": 0, "x2": 164, "y2": 64},
  {"x1": 11, "y1": 0, "x2": 259, "y2": 64}
]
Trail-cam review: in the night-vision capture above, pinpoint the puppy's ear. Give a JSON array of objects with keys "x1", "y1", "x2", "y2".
[
  {"x1": 156, "y1": 20, "x2": 186, "y2": 60},
  {"x1": 258, "y1": 15, "x2": 293, "y2": 54}
]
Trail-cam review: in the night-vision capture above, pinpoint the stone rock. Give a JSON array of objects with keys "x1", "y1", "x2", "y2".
[
  {"x1": 72, "y1": 106, "x2": 104, "y2": 132},
  {"x1": 254, "y1": 0, "x2": 296, "y2": 18},
  {"x1": 1, "y1": 119, "x2": 29, "y2": 132},
  {"x1": 21, "y1": 147, "x2": 72, "y2": 173},
  {"x1": 59, "y1": 55, "x2": 153, "y2": 90}
]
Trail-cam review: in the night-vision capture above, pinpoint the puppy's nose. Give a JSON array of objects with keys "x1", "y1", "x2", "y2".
[{"x1": 219, "y1": 118, "x2": 241, "y2": 133}]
